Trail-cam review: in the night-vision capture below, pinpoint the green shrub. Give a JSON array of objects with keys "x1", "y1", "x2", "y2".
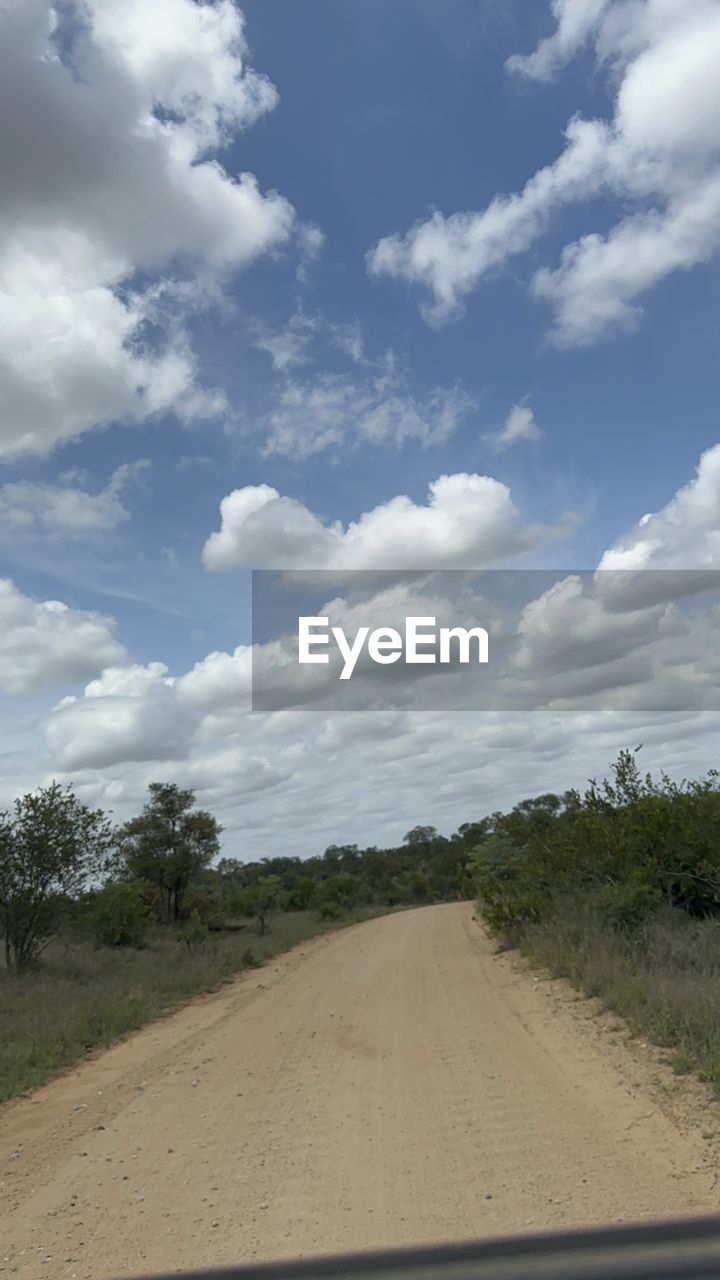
[
  {"x1": 285, "y1": 878, "x2": 316, "y2": 911},
  {"x1": 317, "y1": 900, "x2": 344, "y2": 920},
  {"x1": 592, "y1": 881, "x2": 662, "y2": 934},
  {"x1": 238, "y1": 875, "x2": 285, "y2": 934},
  {"x1": 85, "y1": 882, "x2": 152, "y2": 949}
]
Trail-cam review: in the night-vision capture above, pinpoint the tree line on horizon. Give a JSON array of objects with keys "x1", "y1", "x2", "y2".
[
  {"x1": 0, "y1": 779, "x2": 477, "y2": 974},
  {"x1": 3, "y1": 746, "x2": 720, "y2": 978}
]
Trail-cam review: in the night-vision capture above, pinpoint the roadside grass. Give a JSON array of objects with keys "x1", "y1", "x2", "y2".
[
  {"x1": 518, "y1": 904, "x2": 720, "y2": 1092},
  {"x1": 0, "y1": 906, "x2": 387, "y2": 1105}
]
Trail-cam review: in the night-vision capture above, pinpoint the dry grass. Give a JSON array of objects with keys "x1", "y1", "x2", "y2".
[
  {"x1": 0, "y1": 907, "x2": 384, "y2": 1104},
  {"x1": 521, "y1": 905, "x2": 720, "y2": 1091}
]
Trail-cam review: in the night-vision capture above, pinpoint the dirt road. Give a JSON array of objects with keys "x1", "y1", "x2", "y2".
[{"x1": 1, "y1": 904, "x2": 719, "y2": 1278}]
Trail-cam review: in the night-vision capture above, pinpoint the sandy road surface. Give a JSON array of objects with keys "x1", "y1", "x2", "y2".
[{"x1": 1, "y1": 904, "x2": 719, "y2": 1279}]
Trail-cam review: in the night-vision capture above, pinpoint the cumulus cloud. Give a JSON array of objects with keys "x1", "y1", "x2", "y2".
[
  {"x1": 19, "y1": 446, "x2": 720, "y2": 852},
  {"x1": 508, "y1": 569, "x2": 720, "y2": 713},
  {"x1": 0, "y1": 579, "x2": 126, "y2": 695},
  {"x1": 0, "y1": 0, "x2": 295, "y2": 457},
  {"x1": 494, "y1": 447, "x2": 720, "y2": 709},
  {"x1": 533, "y1": 170, "x2": 720, "y2": 346},
  {"x1": 246, "y1": 563, "x2": 720, "y2": 715},
  {"x1": 514, "y1": 573, "x2": 667, "y2": 678},
  {"x1": 599, "y1": 443, "x2": 720, "y2": 571},
  {"x1": 368, "y1": 1, "x2": 720, "y2": 344},
  {"x1": 202, "y1": 474, "x2": 571, "y2": 570},
  {"x1": 32, "y1": 439, "x2": 720, "y2": 845},
  {"x1": 44, "y1": 647, "x2": 256, "y2": 770},
  {"x1": 40, "y1": 573, "x2": 720, "y2": 832},
  {"x1": 37, "y1": 700, "x2": 720, "y2": 857},
  {"x1": 86, "y1": 0, "x2": 279, "y2": 148},
  {"x1": 47, "y1": 663, "x2": 194, "y2": 770},
  {"x1": 175, "y1": 646, "x2": 251, "y2": 712},
  {"x1": 197, "y1": 446, "x2": 720, "y2": 719}
]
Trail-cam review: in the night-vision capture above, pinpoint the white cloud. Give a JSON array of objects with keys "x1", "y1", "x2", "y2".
[
  {"x1": 599, "y1": 443, "x2": 720, "y2": 571},
  {"x1": 39, "y1": 618, "x2": 720, "y2": 851},
  {"x1": 0, "y1": 481, "x2": 126, "y2": 536},
  {"x1": 368, "y1": 116, "x2": 610, "y2": 325},
  {"x1": 251, "y1": 312, "x2": 472, "y2": 458},
  {"x1": 368, "y1": 1, "x2": 720, "y2": 344},
  {"x1": 44, "y1": 649, "x2": 258, "y2": 771},
  {"x1": 0, "y1": 579, "x2": 126, "y2": 695},
  {"x1": 28, "y1": 441, "x2": 720, "y2": 849},
  {"x1": 36, "y1": 701, "x2": 719, "y2": 856},
  {"x1": 296, "y1": 223, "x2": 325, "y2": 282},
  {"x1": 249, "y1": 309, "x2": 474, "y2": 460},
  {"x1": 506, "y1": 0, "x2": 614, "y2": 82},
  {"x1": 2, "y1": 444, "x2": 716, "y2": 855},
  {"x1": 507, "y1": 572, "x2": 720, "y2": 713},
  {"x1": 514, "y1": 573, "x2": 667, "y2": 679},
  {"x1": 176, "y1": 646, "x2": 251, "y2": 712},
  {"x1": 254, "y1": 312, "x2": 368, "y2": 375},
  {"x1": 38, "y1": 443, "x2": 720, "y2": 783},
  {"x1": 0, "y1": 461, "x2": 149, "y2": 536},
  {"x1": 533, "y1": 170, "x2": 720, "y2": 346},
  {"x1": 246, "y1": 562, "x2": 720, "y2": 716},
  {"x1": 487, "y1": 403, "x2": 542, "y2": 451},
  {"x1": 0, "y1": 0, "x2": 295, "y2": 457},
  {"x1": 85, "y1": 0, "x2": 279, "y2": 150},
  {"x1": 44, "y1": 647, "x2": 256, "y2": 771},
  {"x1": 261, "y1": 369, "x2": 476, "y2": 458},
  {"x1": 330, "y1": 320, "x2": 366, "y2": 365},
  {"x1": 254, "y1": 311, "x2": 318, "y2": 371},
  {"x1": 47, "y1": 663, "x2": 194, "y2": 770},
  {"x1": 203, "y1": 473, "x2": 571, "y2": 570}
]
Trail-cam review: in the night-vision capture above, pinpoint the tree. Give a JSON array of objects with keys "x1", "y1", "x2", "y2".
[
  {"x1": 240, "y1": 875, "x2": 284, "y2": 934},
  {"x1": 403, "y1": 825, "x2": 438, "y2": 847},
  {"x1": 0, "y1": 783, "x2": 113, "y2": 973},
  {"x1": 323, "y1": 844, "x2": 360, "y2": 875},
  {"x1": 451, "y1": 818, "x2": 495, "y2": 847},
  {"x1": 118, "y1": 783, "x2": 221, "y2": 923}
]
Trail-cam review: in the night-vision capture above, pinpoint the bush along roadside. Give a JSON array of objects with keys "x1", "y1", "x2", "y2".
[{"x1": 467, "y1": 749, "x2": 720, "y2": 1092}]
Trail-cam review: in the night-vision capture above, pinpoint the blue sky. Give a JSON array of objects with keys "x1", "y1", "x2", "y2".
[{"x1": 1, "y1": 0, "x2": 719, "y2": 853}]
